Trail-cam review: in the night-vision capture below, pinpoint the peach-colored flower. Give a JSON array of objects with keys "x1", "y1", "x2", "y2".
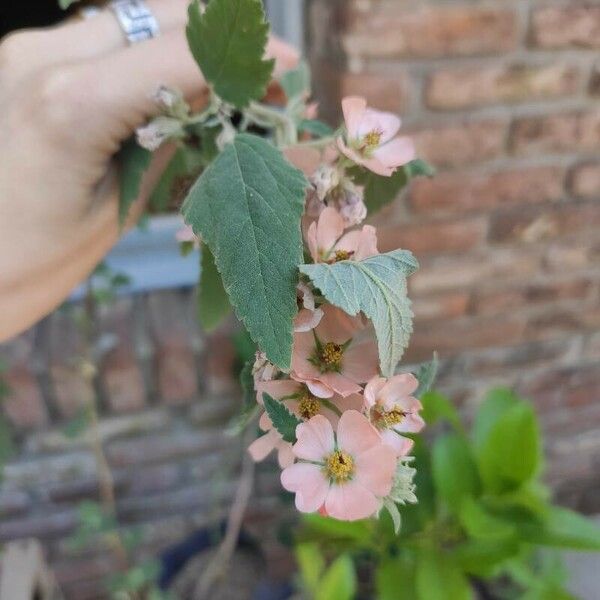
[
  {"x1": 295, "y1": 282, "x2": 323, "y2": 332},
  {"x1": 291, "y1": 304, "x2": 378, "y2": 397},
  {"x1": 248, "y1": 379, "x2": 362, "y2": 467},
  {"x1": 364, "y1": 374, "x2": 424, "y2": 456},
  {"x1": 337, "y1": 96, "x2": 415, "y2": 177},
  {"x1": 306, "y1": 207, "x2": 378, "y2": 264},
  {"x1": 281, "y1": 410, "x2": 396, "y2": 520}
]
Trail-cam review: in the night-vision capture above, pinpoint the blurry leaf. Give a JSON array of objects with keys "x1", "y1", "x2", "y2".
[
  {"x1": 432, "y1": 433, "x2": 480, "y2": 513},
  {"x1": 295, "y1": 542, "x2": 325, "y2": 595},
  {"x1": 416, "y1": 548, "x2": 473, "y2": 600},
  {"x1": 405, "y1": 158, "x2": 435, "y2": 178},
  {"x1": 420, "y1": 391, "x2": 462, "y2": 432},
  {"x1": 459, "y1": 497, "x2": 516, "y2": 541},
  {"x1": 301, "y1": 250, "x2": 418, "y2": 377},
  {"x1": 454, "y1": 538, "x2": 521, "y2": 578},
  {"x1": 477, "y1": 401, "x2": 541, "y2": 493},
  {"x1": 263, "y1": 393, "x2": 302, "y2": 443},
  {"x1": 299, "y1": 119, "x2": 335, "y2": 138},
  {"x1": 472, "y1": 388, "x2": 520, "y2": 450},
  {"x1": 414, "y1": 352, "x2": 438, "y2": 398},
  {"x1": 376, "y1": 556, "x2": 417, "y2": 600},
  {"x1": 280, "y1": 62, "x2": 311, "y2": 100},
  {"x1": 118, "y1": 138, "x2": 152, "y2": 225},
  {"x1": 315, "y1": 554, "x2": 356, "y2": 600},
  {"x1": 198, "y1": 245, "x2": 232, "y2": 332},
  {"x1": 232, "y1": 328, "x2": 257, "y2": 365},
  {"x1": 301, "y1": 514, "x2": 373, "y2": 544},
  {"x1": 186, "y1": 0, "x2": 274, "y2": 108},
  {"x1": 226, "y1": 359, "x2": 260, "y2": 435}
]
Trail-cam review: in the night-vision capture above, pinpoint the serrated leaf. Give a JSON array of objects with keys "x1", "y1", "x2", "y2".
[
  {"x1": 300, "y1": 250, "x2": 419, "y2": 377},
  {"x1": 198, "y1": 245, "x2": 232, "y2": 332},
  {"x1": 182, "y1": 134, "x2": 306, "y2": 368},
  {"x1": 262, "y1": 393, "x2": 302, "y2": 443},
  {"x1": 186, "y1": 0, "x2": 274, "y2": 108},
  {"x1": 414, "y1": 352, "x2": 438, "y2": 398},
  {"x1": 118, "y1": 138, "x2": 152, "y2": 225}
]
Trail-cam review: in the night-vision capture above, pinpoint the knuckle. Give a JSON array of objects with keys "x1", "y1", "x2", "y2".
[{"x1": 33, "y1": 67, "x2": 84, "y2": 132}]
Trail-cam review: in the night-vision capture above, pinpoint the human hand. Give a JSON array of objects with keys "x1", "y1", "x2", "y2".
[{"x1": 0, "y1": 0, "x2": 298, "y2": 341}]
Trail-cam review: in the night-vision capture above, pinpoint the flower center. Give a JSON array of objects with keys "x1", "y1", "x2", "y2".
[
  {"x1": 324, "y1": 450, "x2": 354, "y2": 483},
  {"x1": 373, "y1": 407, "x2": 406, "y2": 429},
  {"x1": 298, "y1": 394, "x2": 320, "y2": 420},
  {"x1": 363, "y1": 129, "x2": 382, "y2": 149},
  {"x1": 333, "y1": 249, "x2": 352, "y2": 262},
  {"x1": 320, "y1": 342, "x2": 344, "y2": 371}
]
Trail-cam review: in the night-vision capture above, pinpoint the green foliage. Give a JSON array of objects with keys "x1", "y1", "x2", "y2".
[
  {"x1": 198, "y1": 245, "x2": 231, "y2": 332},
  {"x1": 280, "y1": 62, "x2": 311, "y2": 101},
  {"x1": 414, "y1": 352, "x2": 438, "y2": 398},
  {"x1": 182, "y1": 134, "x2": 306, "y2": 369},
  {"x1": 262, "y1": 393, "x2": 302, "y2": 443},
  {"x1": 118, "y1": 138, "x2": 152, "y2": 225},
  {"x1": 316, "y1": 554, "x2": 356, "y2": 600},
  {"x1": 300, "y1": 249, "x2": 418, "y2": 377},
  {"x1": 58, "y1": 0, "x2": 80, "y2": 8},
  {"x1": 299, "y1": 119, "x2": 335, "y2": 138},
  {"x1": 227, "y1": 358, "x2": 260, "y2": 435},
  {"x1": 186, "y1": 0, "x2": 274, "y2": 108},
  {"x1": 295, "y1": 543, "x2": 325, "y2": 596},
  {"x1": 295, "y1": 387, "x2": 600, "y2": 599}
]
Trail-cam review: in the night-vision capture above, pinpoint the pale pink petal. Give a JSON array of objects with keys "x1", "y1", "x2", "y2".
[
  {"x1": 337, "y1": 136, "x2": 396, "y2": 177},
  {"x1": 357, "y1": 109, "x2": 401, "y2": 144},
  {"x1": 381, "y1": 429, "x2": 414, "y2": 456},
  {"x1": 281, "y1": 463, "x2": 329, "y2": 513},
  {"x1": 342, "y1": 340, "x2": 379, "y2": 384},
  {"x1": 277, "y1": 442, "x2": 296, "y2": 468},
  {"x1": 291, "y1": 331, "x2": 320, "y2": 375},
  {"x1": 248, "y1": 429, "x2": 279, "y2": 462},
  {"x1": 315, "y1": 304, "x2": 363, "y2": 344},
  {"x1": 352, "y1": 225, "x2": 379, "y2": 261},
  {"x1": 336, "y1": 393, "x2": 365, "y2": 413},
  {"x1": 306, "y1": 221, "x2": 320, "y2": 263},
  {"x1": 283, "y1": 146, "x2": 322, "y2": 177},
  {"x1": 257, "y1": 379, "x2": 302, "y2": 405},
  {"x1": 298, "y1": 282, "x2": 316, "y2": 311},
  {"x1": 354, "y1": 444, "x2": 396, "y2": 496},
  {"x1": 394, "y1": 413, "x2": 425, "y2": 434},
  {"x1": 317, "y1": 372, "x2": 362, "y2": 397},
  {"x1": 324, "y1": 480, "x2": 380, "y2": 521},
  {"x1": 176, "y1": 224, "x2": 196, "y2": 243},
  {"x1": 316, "y1": 207, "x2": 346, "y2": 258},
  {"x1": 259, "y1": 411, "x2": 272, "y2": 431},
  {"x1": 337, "y1": 410, "x2": 381, "y2": 456},
  {"x1": 378, "y1": 373, "x2": 419, "y2": 408},
  {"x1": 364, "y1": 377, "x2": 387, "y2": 409},
  {"x1": 373, "y1": 137, "x2": 416, "y2": 169},
  {"x1": 294, "y1": 307, "x2": 324, "y2": 332},
  {"x1": 293, "y1": 415, "x2": 335, "y2": 461},
  {"x1": 291, "y1": 376, "x2": 335, "y2": 399},
  {"x1": 341, "y1": 96, "x2": 367, "y2": 139}
]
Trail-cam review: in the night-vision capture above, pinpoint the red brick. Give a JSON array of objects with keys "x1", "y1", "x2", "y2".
[
  {"x1": 378, "y1": 217, "x2": 487, "y2": 255},
  {"x1": 344, "y1": 4, "x2": 518, "y2": 58},
  {"x1": 489, "y1": 201, "x2": 600, "y2": 244},
  {"x1": 426, "y1": 63, "x2": 581, "y2": 110},
  {"x1": 339, "y1": 69, "x2": 410, "y2": 114},
  {"x1": 410, "y1": 166, "x2": 564, "y2": 215},
  {"x1": 98, "y1": 298, "x2": 146, "y2": 413},
  {"x1": 531, "y1": 6, "x2": 600, "y2": 49},
  {"x1": 412, "y1": 292, "x2": 470, "y2": 322},
  {"x1": 471, "y1": 279, "x2": 594, "y2": 316},
  {"x1": 510, "y1": 109, "x2": 600, "y2": 156},
  {"x1": 526, "y1": 305, "x2": 600, "y2": 340},
  {"x1": 410, "y1": 120, "x2": 508, "y2": 169},
  {"x1": 569, "y1": 162, "x2": 600, "y2": 199}
]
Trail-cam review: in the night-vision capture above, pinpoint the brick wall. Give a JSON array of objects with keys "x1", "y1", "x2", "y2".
[{"x1": 309, "y1": 0, "x2": 600, "y2": 507}]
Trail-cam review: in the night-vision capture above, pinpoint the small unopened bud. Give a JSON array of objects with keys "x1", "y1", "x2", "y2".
[
  {"x1": 310, "y1": 165, "x2": 340, "y2": 202},
  {"x1": 152, "y1": 85, "x2": 190, "y2": 119},
  {"x1": 334, "y1": 180, "x2": 367, "y2": 227},
  {"x1": 136, "y1": 117, "x2": 184, "y2": 151}
]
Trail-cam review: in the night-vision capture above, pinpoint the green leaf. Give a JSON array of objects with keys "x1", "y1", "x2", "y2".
[
  {"x1": 299, "y1": 119, "x2": 335, "y2": 138},
  {"x1": 118, "y1": 138, "x2": 152, "y2": 225},
  {"x1": 182, "y1": 134, "x2": 307, "y2": 368},
  {"x1": 300, "y1": 250, "x2": 418, "y2": 377},
  {"x1": 432, "y1": 433, "x2": 480, "y2": 513},
  {"x1": 376, "y1": 556, "x2": 417, "y2": 600},
  {"x1": 226, "y1": 359, "x2": 259, "y2": 435},
  {"x1": 416, "y1": 548, "x2": 473, "y2": 600},
  {"x1": 198, "y1": 245, "x2": 232, "y2": 332},
  {"x1": 315, "y1": 555, "x2": 356, "y2": 600},
  {"x1": 519, "y1": 506, "x2": 600, "y2": 550},
  {"x1": 149, "y1": 146, "x2": 204, "y2": 213},
  {"x1": 405, "y1": 158, "x2": 435, "y2": 178},
  {"x1": 295, "y1": 543, "x2": 325, "y2": 596},
  {"x1": 414, "y1": 352, "x2": 438, "y2": 398},
  {"x1": 262, "y1": 393, "x2": 302, "y2": 444},
  {"x1": 454, "y1": 538, "x2": 520, "y2": 578},
  {"x1": 280, "y1": 62, "x2": 311, "y2": 101},
  {"x1": 472, "y1": 387, "x2": 520, "y2": 450},
  {"x1": 420, "y1": 391, "x2": 462, "y2": 432},
  {"x1": 459, "y1": 497, "x2": 516, "y2": 541},
  {"x1": 186, "y1": 0, "x2": 274, "y2": 108},
  {"x1": 301, "y1": 514, "x2": 373, "y2": 545},
  {"x1": 477, "y1": 401, "x2": 541, "y2": 493}
]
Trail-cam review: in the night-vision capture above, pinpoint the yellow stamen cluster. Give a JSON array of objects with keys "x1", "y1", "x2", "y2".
[
  {"x1": 334, "y1": 250, "x2": 351, "y2": 262},
  {"x1": 298, "y1": 394, "x2": 320, "y2": 420},
  {"x1": 324, "y1": 450, "x2": 354, "y2": 483},
  {"x1": 373, "y1": 407, "x2": 406, "y2": 429},
  {"x1": 363, "y1": 129, "x2": 383, "y2": 149},
  {"x1": 321, "y1": 342, "x2": 344, "y2": 370}
]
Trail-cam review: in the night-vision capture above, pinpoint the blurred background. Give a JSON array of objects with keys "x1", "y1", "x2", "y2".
[{"x1": 0, "y1": 1, "x2": 598, "y2": 598}]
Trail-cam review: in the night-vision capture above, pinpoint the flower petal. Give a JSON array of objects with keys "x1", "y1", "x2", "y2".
[
  {"x1": 394, "y1": 413, "x2": 425, "y2": 434},
  {"x1": 317, "y1": 372, "x2": 362, "y2": 397},
  {"x1": 381, "y1": 429, "x2": 414, "y2": 456},
  {"x1": 281, "y1": 463, "x2": 329, "y2": 513},
  {"x1": 378, "y1": 373, "x2": 419, "y2": 408},
  {"x1": 357, "y1": 109, "x2": 401, "y2": 144},
  {"x1": 248, "y1": 429, "x2": 279, "y2": 462},
  {"x1": 341, "y1": 96, "x2": 367, "y2": 139},
  {"x1": 316, "y1": 304, "x2": 364, "y2": 344},
  {"x1": 325, "y1": 480, "x2": 380, "y2": 521},
  {"x1": 342, "y1": 340, "x2": 379, "y2": 384},
  {"x1": 277, "y1": 442, "x2": 296, "y2": 468},
  {"x1": 293, "y1": 414, "x2": 335, "y2": 461},
  {"x1": 294, "y1": 307, "x2": 324, "y2": 332},
  {"x1": 355, "y1": 444, "x2": 396, "y2": 496},
  {"x1": 373, "y1": 137, "x2": 415, "y2": 169},
  {"x1": 316, "y1": 207, "x2": 346, "y2": 259},
  {"x1": 337, "y1": 410, "x2": 381, "y2": 456}
]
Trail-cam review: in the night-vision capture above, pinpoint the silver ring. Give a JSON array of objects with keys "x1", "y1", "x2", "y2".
[{"x1": 110, "y1": 0, "x2": 160, "y2": 45}]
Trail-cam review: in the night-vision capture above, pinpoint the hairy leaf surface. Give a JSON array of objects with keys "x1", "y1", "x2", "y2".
[{"x1": 263, "y1": 393, "x2": 302, "y2": 444}]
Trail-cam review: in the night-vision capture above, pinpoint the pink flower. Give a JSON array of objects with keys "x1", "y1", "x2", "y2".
[
  {"x1": 337, "y1": 96, "x2": 415, "y2": 177},
  {"x1": 248, "y1": 379, "x2": 362, "y2": 467},
  {"x1": 295, "y1": 283, "x2": 324, "y2": 332},
  {"x1": 281, "y1": 410, "x2": 396, "y2": 520},
  {"x1": 291, "y1": 304, "x2": 378, "y2": 397},
  {"x1": 306, "y1": 207, "x2": 378, "y2": 264},
  {"x1": 364, "y1": 374, "x2": 425, "y2": 456}
]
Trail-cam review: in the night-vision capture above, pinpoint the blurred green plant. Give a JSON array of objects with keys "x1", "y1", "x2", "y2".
[{"x1": 294, "y1": 388, "x2": 600, "y2": 599}]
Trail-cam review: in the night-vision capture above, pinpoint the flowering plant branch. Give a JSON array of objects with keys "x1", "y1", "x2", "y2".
[{"x1": 124, "y1": 0, "x2": 435, "y2": 528}]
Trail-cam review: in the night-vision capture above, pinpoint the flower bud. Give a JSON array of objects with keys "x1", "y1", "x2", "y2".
[{"x1": 136, "y1": 117, "x2": 184, "y2": 151}]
